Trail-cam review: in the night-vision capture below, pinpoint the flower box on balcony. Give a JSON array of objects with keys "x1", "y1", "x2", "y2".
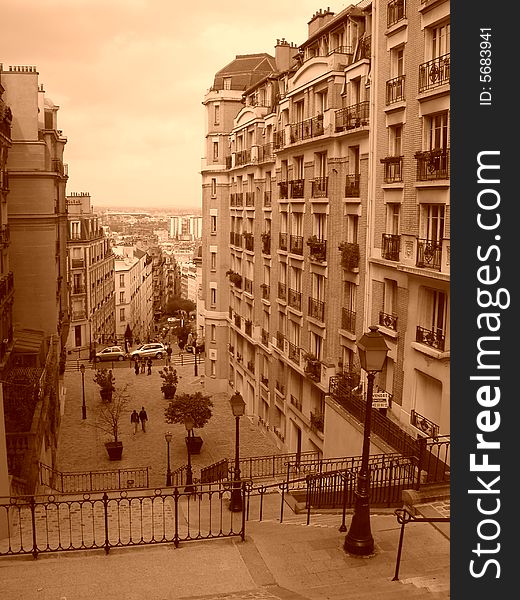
[
  {"x1": 303, "y1": 353, "x2": 321, "y2": 382},
  {"x1": 306, "y1": 235, "x2": 327, "y2": 262},
  {"x1": 338, "y1": 242, "x2": 360, "y2": 272},
  {"x1": 226, "y1": 270, "x2": 243, "y2": 287}
]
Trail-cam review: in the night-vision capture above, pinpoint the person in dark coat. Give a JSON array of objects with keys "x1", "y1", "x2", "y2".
[
  {"x1": 130, "y1": 410, "x2": 140, "y2": 434},
  {"x1": 140, "y1": 357, "x2": 145, "y2": 374},
  {"x1": 139, "y1": 406, "x2": 148, "y2": 432},
  {"x1": 134, "y1": 357, "x2": 140, "y2": 375},
  {"x1": 147, "y1": 357, "x2": 152, "y2": 375}
]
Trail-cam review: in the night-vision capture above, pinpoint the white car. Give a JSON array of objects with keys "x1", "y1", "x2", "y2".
[
  {"x1": 94, "y1": 346, "x2": 127, "y2": 362},
  {"x1": 130, "y1": 343, "x2": 166, "y2": 360}
]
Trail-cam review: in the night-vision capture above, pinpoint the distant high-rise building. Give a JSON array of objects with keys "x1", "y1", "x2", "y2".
[{"x1": 169, "y1": 215, "x2": 202, "y2": 240}]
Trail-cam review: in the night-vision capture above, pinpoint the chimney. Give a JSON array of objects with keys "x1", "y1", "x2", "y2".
[
  {"x1": 275, "y1": 38, "x2": 300, "y2": 71},
  {"x1": 308, "y1": 8, "x2": 335, "y2": 37}
]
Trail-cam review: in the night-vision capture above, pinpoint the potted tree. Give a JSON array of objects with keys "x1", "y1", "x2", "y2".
[
  {"x1": 94, "y1": 385, "x2": 130, "y2": 460},
  {"x1": 158, "y1": 365, "x2": 179, "y2": 400},
  {"x1": 164, "y1": 391, "x2": 214, "y2": 454},
  {"x1": 93, "y1": 368, "x2": 116, "y2": 402},
  {"x1": 338, "y1": 241, "x2": 360, "y2": 271}
]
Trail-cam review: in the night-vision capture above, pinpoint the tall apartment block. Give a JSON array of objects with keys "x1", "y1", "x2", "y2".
[
  {"x1": 66, "y1": 192, "x2": 116, "y2": 357},
  {"x1": 200, "y1": 0, "x2": 450, "y2": 462},
  {"x1": 169, "y1": 214, "x2": 203, "y2": 240},
  {"x1": 1, "y1": 65, "x2": 70, "y2": 495}
]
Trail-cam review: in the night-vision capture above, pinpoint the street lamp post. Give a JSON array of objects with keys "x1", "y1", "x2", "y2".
[
  {"x1": 344, "y1": 326, "x2": 389, "y2": 556},
  {"x1": 80, "y1": 363, "x2": 87, "y2": 420},
  {"x1": 194, "y1": 345, "x2": 198, "y2": 376},
  {"x1": 165, "y1": 431, "x2": 172, "y2": 486},
  {"x1": 229, "y1": 391, "x2": 245, "y2": 512},
  {"x1": 184, "y1": 416, "x2": 195, "y2": 493}
]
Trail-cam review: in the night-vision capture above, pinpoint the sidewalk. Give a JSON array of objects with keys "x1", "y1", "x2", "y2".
[{"x1": 57, "y1": 358, "x2": 281, "y2": 488}]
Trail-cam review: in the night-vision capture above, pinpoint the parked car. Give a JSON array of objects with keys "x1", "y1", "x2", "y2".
[
  {"x1": 130, "y1": 342, "x2": 167, "y2": 360},
  {"x1": 94, "y1": 346, "x2": 126, "y2": 362}
]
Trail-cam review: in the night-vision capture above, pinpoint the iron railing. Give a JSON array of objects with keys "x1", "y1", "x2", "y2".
[
  {"x1": 279, "y1": 232, "x2": 288, "y2": 251},
  {"x1": 308, "y1": 297, "x2": 325, "y2": 322},
  {"x1": 379, "y1": 311, "x2": 398, "y2": 331},
  {"x1": 416, "y1": 238, "x2": 442, "y2": 270},
  {"x1": 311, "y1": 177, "x2": 328, "y2": 197},
  {"x1": 335, "y1": 101, "x2": 369, "y2": 131},
  {"x1": 345, "y1": 173, "x2": 360, "y2": 197},
  {"x1": 289, "y1": 179, "x2": 304, "y2": 199},
  {"x1": 289, "y1": 115, "x2": 324, "y2": 143},
  {"x1": 419, "y1": 53, "x2": 450, "y2": 92},
  {"x1": 416, "y1": 325, "x2": 446, "y2": 351},
  {"x1": 289, "y1": 235, "x2": 303, "y2": 255},
  {"x1": 382, "y1": 233, "x2": 400, "y2": 261},
  {"x1": 381, "y1": 156, "x2": 403, "y2": 182},
  {"x1": 386, "y1": 74, "x2": 405, "y2": 104},
  {"x1": 288, "y1": 288, "x2": 302, "y2": 311},
  {"x1": 415, "y1": 148, "x2": 450, "y2": 180}
]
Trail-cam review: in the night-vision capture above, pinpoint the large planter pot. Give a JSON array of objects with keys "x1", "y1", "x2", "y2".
[
  {"x1": 105, "y1": 441, "x2": 123, "y2": 461},
  {"x1": 185, "y1": 435, "x2": 203, "y2": 455},
  {"x1": 162, "y1": 386, "x2": 177, "y2": 400}
]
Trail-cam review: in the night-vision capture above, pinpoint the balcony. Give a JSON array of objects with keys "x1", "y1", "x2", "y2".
[
  {"x1": 379, "y1": 311, "x2": 398, "y2": 331},
  {"x1": 71, "y1": 310, "x2": 86, "y2": 321},
  {"x1": 311, "y1": 177, "x2": 328, "y2": 198},
  {"x1": 263, "y1": 190, "x2": 272, "y2": 207},
  {"x1": 273, "y1": 130, "x2": 285, "y2": 149},
  {"x1": 386, "y1": 75, "x2": 405, "y2": 105},
  {"x1": 235, "y1": 149, "x2": 251, "y2": 166},
  {"x1": 415, "y1": 148, "x2": 450, "y2": 180},
  {"x1": 235, "y1": 192, "x2": 243, "y2": 207},
  {"x1": 304, "y1": 357, "x2": 322, "y2": 383},
  {"x1": 416, "y1": 325, "x2": 445, "y2": 351},
  {"x1": 419, "y1": 53, "x2": 450, "y2": 93},
  {"x1": 225, "y1": 156, "x2": 232, "y2": 169},
  {"x1": 279, "y1": 232, "x2": 288, "y2": 251},
  {"x1": 0, "y1": 224, "x2": 10, "y2": 246},
  {"x1": 341, "y1": 307, "x2": 356, "y2": 333},
  {"x1": 258, "y1": 143, "x2": 274, "y2": 163},
  {"x1": 72, "y1": 285, "x2": 86, "y2": 295},
  {"x1": 243, "y1": 232, "x2": 254, "y2": 252},
  {"x1": 308, "y1": 297, "x2": 325, "y2": 322},
  {"x1": 416, "y1": 238, "x2": 442, "y2": 270},
  {"x1": 261, "y1": 329, "x2": 269, "y2": 346},
  {"x1": 276, "y1": 380, "x2": 285, "y2": 395},
  {"x1": 247, "y1": 360, "x2": 255, "y2": 374},
  {"x1": 410, "y1": 409, "x2": 439, "y2": 438},
  {"x1": 261, "y1": 283, "x2": 270, "y2": 300},
  {"x1": 278, "y1": 181, "x2": 289, "y2": 200},
  {"x1": 0, "y1": 272, "x2": 14, "y2": 305},
  {"x1": 276, "y1": 331, "x2": 285, "y2": 351},
  {"x1": 278, "y1": 282, "x2": 287, "y2": 302},
  {"x1": 381, "y1": 156, "x2": 403, "y2": 183},
  {"x1": 71, "y1": 258, "x2": 85, "y2": 269},
  {"x1": 290, "y1": 394, "x2": 302, "y2": 412},
  {"x1": 307, "y1": 236, "x2": 327, "y2": 262},
  {"x1": 339, "y1": 242, "x2": 360, "y2": 271},
  {"x1": 234, "y1": 314, "x2": 241, "y2": 329},
  {"x1": 288, "y1": 342, "x2": 300, "y2": 365},
  {"x1": 261, "y1": 233, "x2": 271, "y2": 255},
  {"x1": 345, "y1": 174, "x2": 360, "y2": 197},
  {"x1": 387, "y1": 0, "x2": 406, "y2": 28},
  {"x1": 245, "y1": 192, "x2": 255, "y2": 207},
  {"x1": 288, "y1": 288, "x2": 302, "y2": 312},
  {"x1": 335, "y1": 101, "x2": 369, "y2": 132},
  {"x1": 289, "y1": 115, "x2": 324, "y2": 143},
  {"x1": 382, "y1": 233, "x2": 400, "y2": 261},
  {"x1": 244, "y1": 278, "x2": 253, "y2": 294},
  {"x1": 244, "y1": 320, "x2": 253, "y2": 337},
  {"x1": 289, "y1": 235, "x2": 303, "y2": 255},
  {"x1": 289, "y1": 179, "x2": 304, "y2": 199},
  {"x1": 310, "y1": 411, "x2": 324, "y2": 434}
]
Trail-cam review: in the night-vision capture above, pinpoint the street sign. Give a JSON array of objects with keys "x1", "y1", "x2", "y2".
[{"x1": 372, "y1": 391, "x2": 390, "y2": 409}]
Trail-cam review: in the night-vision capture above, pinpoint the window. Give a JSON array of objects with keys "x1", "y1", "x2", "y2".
[
  {"x1": 211, "y1": 178, "x2": 217, "y2": 197},
  {"x1": 313, "y1": 213, "x2": 327, "y2": 238},
  {"x1": 309, "y1": 332, "x2": 323, "y2": 360},
  {"x1": 390, "y1": 125, "x2": 402, "y2": 156},
  {"x1": 386, "y1": 203, "x2": 400, "y2": 234},
  {"x1": 210, "y1": 287, "x2": 217, "y2": 306},
  {"x1": 213, "y1": 141, "x2": 219, "y2": 161},
  {"x1": 223, "y1": 77, "x2": 232, "y2": 90},
  {"x1": 431, "y1": 22, "x2": 450, "y2": 59},
  {"x1": 120, "y1": 308, "x2": 125, "y2": 321},
  {"x1": 210, "y1": 215, "x2": 217, "y2": 233},
  {"x1": 214, "y1": 105, "x2": 220, "y2": 125},
  {"x1": 316, "y1": 89, "x2": 328, "y2": 113},
  {"x1": 211, "y1": 324, "x2": 216, "y2": 341},
  {"x1": 383, "y1": 279, "x2": 398, "y2": 315},
  {"x1": 422, "y1": 204, "x2": 445, "y2": 241},
  {"x1": 210, "y1": 252, "x2": 217, "y2": 271},
  {"x1": 418, "y1": 287, "x2": 447, "y2": 343},
  {"x1": 346, "y1": 215, "x2": 358, "y2": 244},
  {"x1": 119, "y1": 274, "x2": 125, "y2": 287},
  {"x1": 210, "y1": 360, "x2": 216, "y2": 377},
  {"x1": 343, "y1": 280, "x2": 356, "y2": 311},
  {"x1": 426, "y1": 112, "x2": 449, "y2": 151},
  {"x1": 391, "y1": 46, "x2": 405, "y2": 78},
  {"x1": 119, "y1": 292, "x2": 124, "y2": 303},
  {"x1": 294, "y1": 156, "x2": 304, "y2": 180}
]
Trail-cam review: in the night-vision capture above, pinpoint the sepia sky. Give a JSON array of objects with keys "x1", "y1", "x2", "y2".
[{"x1": 1, "y1": 0, "x2": 351, "y2": 210}]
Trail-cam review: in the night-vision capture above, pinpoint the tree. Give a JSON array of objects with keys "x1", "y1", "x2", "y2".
[
  {"x1": 93, "y1": 385, "x2": 130, "y2": 443},
  {"x1": 158, "y1": 366, "x2": 179, "y2": 399},
  {"x1": 166, "y1": 296, "x2": 196, "y2": 316},
  {"x1": 164, "y1": 391, "x2": 213, "y2": 432},
  {"x1": 93, "y1": 369, "x2": 116, "y2": 402}
]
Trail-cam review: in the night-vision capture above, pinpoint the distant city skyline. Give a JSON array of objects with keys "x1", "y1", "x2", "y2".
[{"x1": 2, "y1": 0, "x2": 351, "y2": 208}]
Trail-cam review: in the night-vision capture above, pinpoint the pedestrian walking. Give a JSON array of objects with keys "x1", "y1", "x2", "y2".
[
  {"x1": 147, "y1": 357, "x2": 152, "y2": 375},
  {"x1": 166, "y1": 344, "x2": 172, "y2": 364},
  {"x1": 140, "y1": 357, "x2": 145, "y2": 374},
  {"x1": 134, "y1": 357, "x2": 139, "y2": 375},
  {"x1": 130, "y1": 410, "x2": 140, "y2": 434},
  {"x1": 139, "y1": 406, "x2": 148, "y2": 432}
]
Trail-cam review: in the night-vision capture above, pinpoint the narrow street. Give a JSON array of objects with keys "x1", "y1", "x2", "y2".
[{"x1": 57, "y1": 354, "x2": 282, "y2": 488}]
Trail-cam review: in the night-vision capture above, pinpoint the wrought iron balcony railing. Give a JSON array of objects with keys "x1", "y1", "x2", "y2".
[
  {"x1": 279, "y1": 232, "x2": 288, "y2": 251},
  {"x1": 278, "y1": 181, "x2": 289, "y2": 200},
  {"x1": 386, "y1": 75, "x2": 405, "y2": 104},
  {"x1": 387, "y1": 0, "x2": 406, "y2": 27},
  {"x1": 419, "y1": 53, "x2": 450, "y2": 93},
  {"x1": 311, "y1": 177, "x2": 328, "y2": 198},
  {"x1": 276, "y1": 331, "x2": 285, "y2": 351},
  {"x1": 416, "y1": 238, "x2": 442, "y2": 270},
  {"x1": 245, "y1": 192, "x2": 255, "y2": 207},
  {"x1": 263, "y1": 190, "x2": 272, "y2": 207},
  {"x1": 288, "y1": 288, "x2": 302, "y2": 312},
  {"x1": 244, "y1": 320, "x2": 253, "y2": 337},
  {"x1": 335, "y1": 101, "x2": 369, "y2": 132},
  {"x1": 382, "y1": 233, "x2": 401, "y2": 261},
  {"x1": 288, "y1": 344, "x2": 300, "y2": 366},
  {"x1": 290, "y1": 179, "x2": 304, "y2": 199},
  {"x1": 278, "y1": 281, "x2": 287, "y2": 301},
  {"x1": 290, "y1": 394, "x2": 302, "y2": 411},
  {"x1": 261, "y1": 283, "x2": 270, "y2": 299},
  {"x1": 379, "y1": 311, "x2": 398, "y2": 331},
  {"x1": 415, "y1": 148, "x2": 450, "y2": 180},
  {"x1": 261, "y1": 234, "x2": 271, "y2": 255},
  {"x1": 258, "y1": 143, "x2": 274, "y2": 163},
  {"x1": 235, "y1": 192, "x2": 243, "y2": 207},
  {"x1": 308, "y1": 297, "x2": 325, "y2": 322},
  {"x1": 410, "y1": 409, "x2": 439, "y2": 438},
  {"x1": 244, "y1": 278, "x2": 253, "y2": 294},
  {"x1": 235, "y1": 149, "x2": 251, "y2": 166},
  {"x1": 289, "y1": 235, "x2": 303, "y2": 255},
  {"x1": 243, "y1": 234, "x2": 254, "y2": 252},
  {"x1": 310, "y1": 411, "x2": 324, "y2": 433},
  {"x1": 345, "y1": 173, "x2": 360, "y2": 197},
  {"x1": 341, "y1": 307, "x2": 356, "y2": 333},
  {"x1": 273, "y1": 130, "x2": 285, "y2": 149},
  {"x1": 261, "y1": 329, "x2": 269, "y2": 346},
  {"x1": 381, "y1": 156, "x2": 403, "y2": 183},
  {"x1": 307, "y1": 238, "x2": 327, "y2": 262},
  {"x1": 416, "y1": 325, "x2": 445, "y2": 351},
  {"x1": 305, "y1": 359, "x2": 322, "y2": 383},
  {"x1": 289, "y1": 115, "x2": 324, "y2": 143}
]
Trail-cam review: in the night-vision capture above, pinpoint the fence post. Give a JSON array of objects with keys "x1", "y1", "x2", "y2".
[
  {"x1": 393, "y1": 509, "x2": 409, "y2": 581},
  {"x1": 241, "y1": 482, "x2": 246, "y2": 541},
  {"x1": 30, "y1": 496, "x2": 38, "y2": 559},
  {"x1": 339, "y1": 472, "x2": 348, "y2": 532},
  {"x1": 415, "y1": 437, "x2": 427, "y2": 490},
  {"x1": 103, "y1": 492, "x2": 110, "y2": 554},
  {"x1": 280, "y1": 482, "x2": 285, "y2": 523},
  {"x1": 306, "y1": 475, "x2": 311, "y2": 526},
  {"x1": 173, "y1": 487, "x2": 180, "y2": 547}
]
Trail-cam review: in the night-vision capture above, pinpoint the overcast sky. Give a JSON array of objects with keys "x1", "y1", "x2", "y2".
[{"x1": 2, "y1": 0, "x2": 351, "y2": 211}]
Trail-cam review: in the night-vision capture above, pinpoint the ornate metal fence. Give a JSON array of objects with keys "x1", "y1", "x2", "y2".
[{"x1": 0, "y1": 484, "x2": 246, "y2": 559}]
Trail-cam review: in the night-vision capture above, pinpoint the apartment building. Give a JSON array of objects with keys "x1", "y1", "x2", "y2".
[
  {"x1": 169, "y1": 214, "x2": 203, "y2": 240},
  {"x1": 201, "y1": 1, "x2": 450, "y2": 461},
  {"x1": 66, "y1": 192, "x2": 116, "y2": 356},
  {"x1": 1, "y1": 65, "x2": 69, "y2": 496},
  {"x1": 113, "y1": 246, "x2": 153, "y2": 345}
]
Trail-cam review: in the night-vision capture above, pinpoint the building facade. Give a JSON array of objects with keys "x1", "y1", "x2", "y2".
[
  {"x1": 200, "y1": 0, "x2": 450, "y2": 461},
  {"x1": 66, "y1": 192, "x2": 116, "y2": 357}
]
